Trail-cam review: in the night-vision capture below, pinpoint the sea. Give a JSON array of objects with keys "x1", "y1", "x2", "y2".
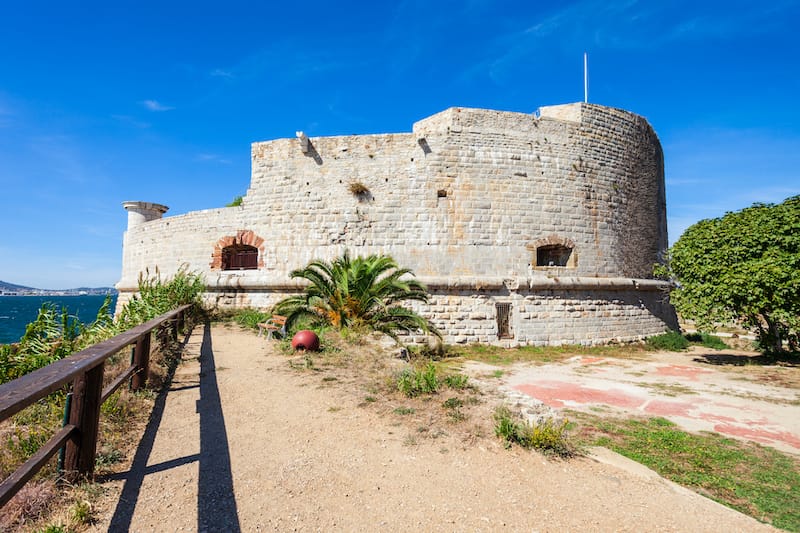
[{"x1": 0, "y1": 295, "x2": 118, "y2": 345}]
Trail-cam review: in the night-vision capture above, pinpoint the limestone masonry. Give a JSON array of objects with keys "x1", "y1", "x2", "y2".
[{"x1": 117, "y1": 102, "x2": 678, "y2": 345}]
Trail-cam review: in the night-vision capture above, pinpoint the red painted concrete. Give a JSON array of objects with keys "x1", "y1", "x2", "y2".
[
  {"x1": 492, "y1": 352, "x2": 800, "y2": 455},
  {"x1": 654, "y1": 365, "x2": 713, "y2": 380},
  {"x1": 713, "y1": 423, "x2": 800, "y2": 449},
  {"x1": 643, "y1": 399, "x2": 694, "y2": 417},
  {"x1": 514, "y1": 382, "x2": 644, "y2": 410}
]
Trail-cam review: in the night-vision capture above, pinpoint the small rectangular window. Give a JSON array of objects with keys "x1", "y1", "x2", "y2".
[
  {"x1": 536, "y1": 245, "x2": 571, "y2": 267},
  {"x1": 496, "y1": 302, "x2": 512, "y2": 339}
]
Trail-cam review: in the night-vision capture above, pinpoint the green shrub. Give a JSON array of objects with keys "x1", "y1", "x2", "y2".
[
  {"x1": 646, "y1": 331, "x2": 690, "y2": 351},
  {"x1": 493, "y1": 406, "x2": 575, "y2": 457}
]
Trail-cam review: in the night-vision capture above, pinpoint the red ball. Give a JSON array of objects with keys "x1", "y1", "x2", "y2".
[{"x1": 291, "y1": 330, "x2": 320, "y2": 351}]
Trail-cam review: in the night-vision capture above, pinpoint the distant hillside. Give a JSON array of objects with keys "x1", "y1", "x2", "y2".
[
  {"x1": 0, "y1": 280, "x2": 117, "y2": 295},
  {"x1": 0, "y1": 280, "x2": 35, "y2": 291}
]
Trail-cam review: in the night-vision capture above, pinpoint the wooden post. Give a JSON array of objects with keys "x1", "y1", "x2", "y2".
[
  {"x1": 130, "y1": 333, "x2": 151, "y2": 392},
  {"x1": 62, "y1": 363, "x2": 105, "y2": 481}
]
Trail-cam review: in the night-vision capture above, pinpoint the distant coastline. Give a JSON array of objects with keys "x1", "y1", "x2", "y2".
[{"x1": 0, "y1": 280, "x2": 117, "y2": 297}]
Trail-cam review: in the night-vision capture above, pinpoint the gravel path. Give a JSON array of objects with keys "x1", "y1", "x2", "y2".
[{"x1": 90, "y1": 323, "x2": 777, "y2": 532}]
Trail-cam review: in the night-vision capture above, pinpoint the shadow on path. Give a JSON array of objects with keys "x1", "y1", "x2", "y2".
[
  {"x1": 106, "y1": 321, "x2": 241, "y2": 532},
  {"x1": 196, "y1": 320, "x2": 241, "y2": 532}
]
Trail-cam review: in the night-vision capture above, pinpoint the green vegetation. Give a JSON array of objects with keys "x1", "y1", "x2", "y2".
[
  {"x1": 646, "y1": 331, "x2": 728, "y2": 351},
  {"x1": 580, "y1": 416, "x2": 800, "y2": 531},
  {"x1": 646, "y1": 331, "x2": 690, "y2": 351},
  {"x1": 0, "y1": 266, "x2": 204, "y2": 384},
  {"x1": 226, "y1": 195, "x2": 243, "y2": 207},
  {"x1": 684, "y1": 332, "x2": 728, "y2": 350},
  {"x1": 493, "y1": 406, "x2": 575, "y2": 457},
  {"x1": 0, "y1": 298, "x2": 113, "y2": 383},
  {"x1": 115, "y1": 266, "x2": 205, "y2": 330},
  {"x1": 395, "y1": 362, "x2": 471, "y2": 398},
  {"x1": 658, "y1": 195, "x2": 800, "y2": 354},
  {"x1": 274, "y1": 251, "x2": 439, "y2": 343},
  {"x1": 229, "y1": 307, "x2": 271, "y2": 330},
  {"x1": 396, "y1": 362, "x2": 439, "y2": 397},
  {"x1": 0, "y1": 269, "x2": 205, "y2": 530},
  {"x1": 448, "y1": 342, "x2": 648, "y2": 366}
]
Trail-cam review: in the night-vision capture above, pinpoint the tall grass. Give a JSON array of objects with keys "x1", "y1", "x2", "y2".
[{"x1": 0, "y1": 267, "x2": 204, "y2": 385}]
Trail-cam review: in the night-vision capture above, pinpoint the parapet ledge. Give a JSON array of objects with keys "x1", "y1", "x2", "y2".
[{"x1": 117, "y1": 275, "x2": 669, "y2": 293}]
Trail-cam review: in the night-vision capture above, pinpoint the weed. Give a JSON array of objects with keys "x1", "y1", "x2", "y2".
[
  {"x1": 393, "y1": 407, "x2": 415, "y2": 415},
  {"x1": 646, "y1": 331, "x2": 690, "y2": 351},
  {"x1": 443, "y1": 373, "x2": 469, "y2": 389},
  {"x1": 327, "y1": 406, "x2": 342, "y2": 412},
  {"x1": 348, "y1": 181, "x2": 370, "y2": 196},
  {"x1": 35, "y1": 525, "x2": 68, "y2": 533},
  {"x1": 403, "y1": 434, "x2": 418, "y2": 446},
  {"x1": 636, "y1": 382, "x2": 697, "y2": 397},
  {"x1": 491, "y1": 370, "x2": 504, "y2": 378},
  {"x1": 493, "y1": 406, "x2": 575, "y2": 457},
  {"x1": 363, "y1": 396, "x2": 377, "y2": 403},
  {"x1": 396, "y1": 362, "x2": 439, "y2": 397},
  {"x1": 230, "y1": 308, "x2": 270, "y2": 331},
  {"x1": 442, "y1": 397, "x2": 463, "y2": 410},
  {"x1": 95, "y1": 447, "x2": 124, "y2": 468},
  {"x1": 69, "y1": 499, "x2": 92, "y2": 524},
  {"x1": 447, "y1": 409, "x2": 467, "y2": 423}
]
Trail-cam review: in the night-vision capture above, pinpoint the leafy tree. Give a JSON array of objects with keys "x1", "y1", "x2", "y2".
[
  {"x1": 273, "y1": 251, "x2": 440, "y2": 343},
  {"x1": 659, "y1": 196, "x2": 800, "y2": 353}
]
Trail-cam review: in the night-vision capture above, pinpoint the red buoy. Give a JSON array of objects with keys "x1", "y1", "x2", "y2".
[{"x1": 291, "y1": 330, "x2": 320, "y2": 351}]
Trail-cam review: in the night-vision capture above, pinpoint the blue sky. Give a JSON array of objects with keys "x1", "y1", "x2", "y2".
[{"x1": 1, "y1": 1, "x2": 798, "y2": 289}]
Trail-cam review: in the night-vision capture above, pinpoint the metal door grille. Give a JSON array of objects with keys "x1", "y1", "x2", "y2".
[{"x1": 496, "y1": 302, "x2": 512, "y2": 339}]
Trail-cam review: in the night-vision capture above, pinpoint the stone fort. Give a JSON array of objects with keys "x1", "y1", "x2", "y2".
[{"x1": 117, "y1": 102, "x2": 678, "y2": 346}]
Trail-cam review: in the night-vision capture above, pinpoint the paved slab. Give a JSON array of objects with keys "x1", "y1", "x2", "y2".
[{"x1": 473, "y1": 351, "x2": 800, "y2": 455}]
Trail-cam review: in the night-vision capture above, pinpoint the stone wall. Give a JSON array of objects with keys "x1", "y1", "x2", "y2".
[{"x1": 116, "y1": 102, "x2": 676, "y2": 345}]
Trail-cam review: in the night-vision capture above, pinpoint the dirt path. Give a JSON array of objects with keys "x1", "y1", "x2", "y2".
[{"x1": 90, "y1": 324, "x2": 777, "y2": 532}]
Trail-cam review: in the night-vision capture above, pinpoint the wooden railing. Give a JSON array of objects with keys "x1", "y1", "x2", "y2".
[{"x1": 0, "y1": 304, "x2": 193, "y2": 508}]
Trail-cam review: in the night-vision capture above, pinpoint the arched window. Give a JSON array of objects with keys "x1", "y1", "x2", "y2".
[
  {"x1": 527, "y1": 236, "x2": 577, "y2": 269},
  {"x1": 222, "y1": 244, "x2": 258, "y2": 270}
]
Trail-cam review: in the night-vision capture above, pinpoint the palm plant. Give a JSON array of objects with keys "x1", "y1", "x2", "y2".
[{"x1": 273, "y1": 251, "x2": 439, "y2": 342}]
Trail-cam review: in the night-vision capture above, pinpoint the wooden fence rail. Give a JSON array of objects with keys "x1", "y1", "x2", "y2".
[{"x1": 0, "y1": 304, "x2": 193, "y2": 508}]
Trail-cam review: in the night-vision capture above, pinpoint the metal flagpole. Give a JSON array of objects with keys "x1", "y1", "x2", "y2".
[{"x1": 584, "y1": 53, "x2": 588, "y2": 103}]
